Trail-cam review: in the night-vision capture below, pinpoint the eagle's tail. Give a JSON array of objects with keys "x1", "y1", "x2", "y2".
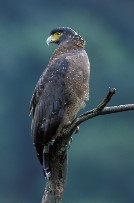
[{"x1": 43, "y1": 145, "x2": 51, "y2": 178}]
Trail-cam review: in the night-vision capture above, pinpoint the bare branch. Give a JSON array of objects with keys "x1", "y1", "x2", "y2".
[
  {"x1": 41, "y1": 147, "x2": 67, "y2": 203},
  {"x1": 41, "y1": 87, "x2": 134, "y2": 203},
  {"x1": 64, "y1": 87, "x2": 117, "y2": 135},
  {"x1": 100, "y1": 104, "x2": 134, "y2": 115},
  {"x1": 79, "y1": 87, "x2": 116, "y2": 118}
]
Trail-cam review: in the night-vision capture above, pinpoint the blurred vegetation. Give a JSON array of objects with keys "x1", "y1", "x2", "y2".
[{"x1": 0, "y1": 0, "x2": 134, "y2": 203}]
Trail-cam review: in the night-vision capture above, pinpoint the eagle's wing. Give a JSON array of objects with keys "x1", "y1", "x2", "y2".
[{"x1": 30, "y1": 58, "x2": 69, "y2": 165}]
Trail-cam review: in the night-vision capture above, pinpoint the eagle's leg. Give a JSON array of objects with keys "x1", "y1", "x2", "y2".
[{"x1": 43, "y1": 145, "x2": 51, "y2": 178}]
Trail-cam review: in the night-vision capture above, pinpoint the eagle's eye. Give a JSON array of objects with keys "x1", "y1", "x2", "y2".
[{"x1": 56, "y1": 32, "x2": 62, "y2": 36}]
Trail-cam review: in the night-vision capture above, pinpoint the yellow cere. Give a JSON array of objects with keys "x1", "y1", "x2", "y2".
[{"x1": 51, "y1": 32, "x2": 63, "y2": 41}]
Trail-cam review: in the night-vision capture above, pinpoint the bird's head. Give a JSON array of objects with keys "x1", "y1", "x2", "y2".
[{"x1": 46, "y1": 27, "x2": 79, "y2": 45}]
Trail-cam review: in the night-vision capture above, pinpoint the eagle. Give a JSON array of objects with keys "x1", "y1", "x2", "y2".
[{"x1": 30, "y1": 27, "x2": 90, "y2": 177}]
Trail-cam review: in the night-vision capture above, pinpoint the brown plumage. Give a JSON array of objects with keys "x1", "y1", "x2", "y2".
[{"x1": 30, "y1": 27, "x2": 90, "y2": 176}]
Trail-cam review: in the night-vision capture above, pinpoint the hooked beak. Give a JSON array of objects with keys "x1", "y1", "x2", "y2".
[{"x1": 46, "y1": 36, "x2": 53, "y2": 45}]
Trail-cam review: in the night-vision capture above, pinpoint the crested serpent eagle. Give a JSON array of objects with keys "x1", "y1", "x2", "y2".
[{"x1": 30, "y1": 27, "x2": 90, "y2": 177}]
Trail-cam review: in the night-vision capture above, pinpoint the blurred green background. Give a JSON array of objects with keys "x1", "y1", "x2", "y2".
[{"x1": 1, "y1": 0, "x2": 134, "y2": 203}]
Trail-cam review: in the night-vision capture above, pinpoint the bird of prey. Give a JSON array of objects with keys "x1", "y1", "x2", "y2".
[{"x1": 30, "y1": 27, "x2": 90, "y2": 177}]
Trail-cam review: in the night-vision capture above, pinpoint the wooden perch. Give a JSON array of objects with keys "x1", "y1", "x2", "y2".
[{"x1": 41, "y1": 88, "x2": 134, "y2": 203}]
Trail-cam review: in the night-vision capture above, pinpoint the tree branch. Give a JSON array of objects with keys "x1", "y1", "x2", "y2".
[{"x1": 41, "y1": 88, "x2": 134, "y2": 203}]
